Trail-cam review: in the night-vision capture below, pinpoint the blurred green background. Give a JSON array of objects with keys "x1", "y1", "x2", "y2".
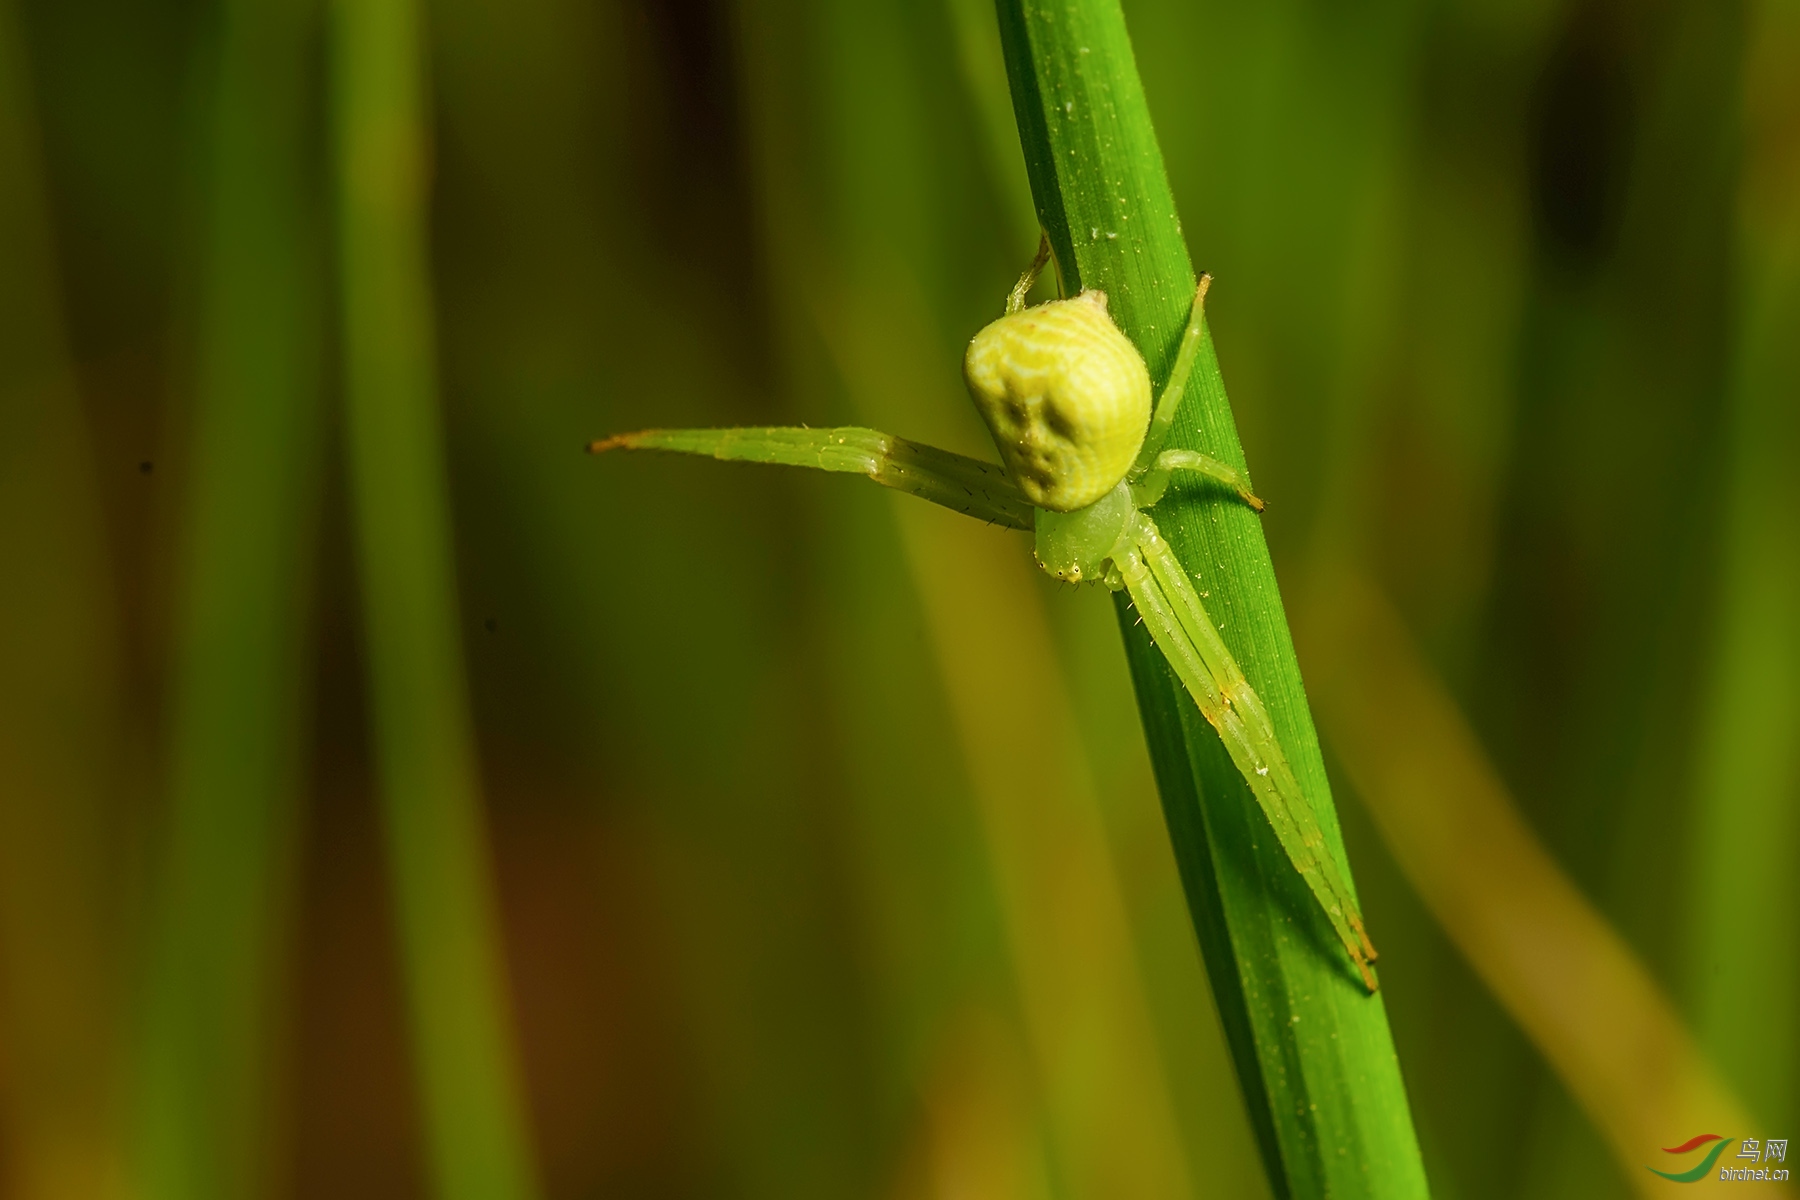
[{"x1": 1, "y1": 0, "x2": 1796, "y2": 1197}]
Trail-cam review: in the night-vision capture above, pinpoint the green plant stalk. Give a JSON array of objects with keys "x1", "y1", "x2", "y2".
[
  {"x1": 331, "y1": 1, "x2": 540, "y2": 1197},
  {"x1": 992, "y1": 2, "x2": 1428, "y2": 1195},
  {"x1": 137, "y1": 0, "x2": 323, "y2": 1193}
]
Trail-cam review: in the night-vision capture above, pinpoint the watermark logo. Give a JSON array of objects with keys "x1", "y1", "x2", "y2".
[{"x1": 1650, "y1": 1134, "x2": 1789, "y2": 1183}]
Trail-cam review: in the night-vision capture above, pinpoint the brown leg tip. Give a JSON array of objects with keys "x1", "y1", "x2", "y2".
[{"x1": 586, "y1": 433, "x2": 638, "y2": 454}]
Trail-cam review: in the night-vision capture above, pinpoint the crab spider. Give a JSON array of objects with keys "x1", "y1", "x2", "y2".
[{"x1": 589, "y1": 240, "x2": 1378, "y2": 991}]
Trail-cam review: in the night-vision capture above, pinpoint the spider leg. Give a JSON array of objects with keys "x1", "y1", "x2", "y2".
[
  {"x1": 1005, "y1": 231, "x2": 1054, "y2": 316},
  {"x1": 588, "y1": 426, "x2": 1034, "y2": 531},
  {"x1": 1132, "y1": 275, "x2": 1212, "y2": 471},
  {"x1": 1118, "y1": 512, "x2": 1377, "y2": 988},
  {"x1": 1134, "y1": 449, "x2": 1264, "y2": 513}
]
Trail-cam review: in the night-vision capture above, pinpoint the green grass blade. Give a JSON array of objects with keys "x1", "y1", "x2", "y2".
[
  {"x1": 134, "y1": 0, "x2": 324, "y2": 1193},
  {"x1": 330, "y1": 0, "x2": 541, "y2": 1196},
  {"x1": 992, "y1": 2, "x2": 1428, "y2": 1194}
]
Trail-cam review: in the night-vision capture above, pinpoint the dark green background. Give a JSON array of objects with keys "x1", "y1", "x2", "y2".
[{"x1": 0, "y1": 0, "x2": 1794, "y2": 1196}]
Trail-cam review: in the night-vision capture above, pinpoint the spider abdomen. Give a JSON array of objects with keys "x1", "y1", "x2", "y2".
[{"x1": 962, "y1": 290, "x2": 1151, "y2": 513}]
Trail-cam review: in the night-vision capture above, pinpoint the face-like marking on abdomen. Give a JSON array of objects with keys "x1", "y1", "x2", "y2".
[{"x1": 962, "y1": 289, "x2": 1152, "y2": 513}]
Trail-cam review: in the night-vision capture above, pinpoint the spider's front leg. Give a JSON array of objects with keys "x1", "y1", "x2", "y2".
[
  {"x1": 1114, "y1": 511, "x2": 1377, "y2": 990},
  {"x1": 588, "y1": 426, "x2": 1034, "y2": 531}
]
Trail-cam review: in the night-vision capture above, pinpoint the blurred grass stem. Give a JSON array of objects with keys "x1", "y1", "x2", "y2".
[
  {"x1": 1688, "y1": 0, "x2": 1800, "y2": 1133},
  {"x1": 331, "y1": 0, "x2": 540, "y2": 1195},
  {"x1": 0, "y1": 0, "x2": 128, "y2": 1194},
  {"x1": 1298, "y1": 568, "x2": 1771, "y2": 1199},
  {"x1": 136, "y1": 0, "x2": 323, "y2": 1193}
]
